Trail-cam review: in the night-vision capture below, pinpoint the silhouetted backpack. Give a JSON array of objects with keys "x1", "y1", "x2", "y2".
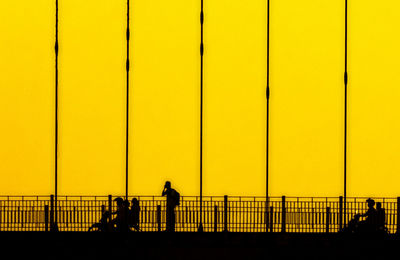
[{"x1": 171, "y1": 189, "x2": 180, "y2": 206}]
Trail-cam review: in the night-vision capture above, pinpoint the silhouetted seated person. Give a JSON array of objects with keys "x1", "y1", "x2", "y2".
[
  {"x1": 110, "y1": 197, "x2": 130, "y2": 232},
  {"x1": 376, "y1": 202, "x2": 387, "y2": 232},
  {"x1": 162, "y1": 181, "x2": 180, "y2": 232},
  {"x1": 358, "y1": 198, "x2": 378, "y2": 233},
  {"x1": 129, "y1": 198, "x2": 140, "y2": 231},
  {"x1": 342, "y1": 213, "x2": 361, "y2": 233},
  {"x1": 88, "y1": 211, "x2": 111, "y2": 232}
]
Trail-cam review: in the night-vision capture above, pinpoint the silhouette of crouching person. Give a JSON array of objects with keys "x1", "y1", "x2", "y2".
[
  {"x1": 162, "y1": 181, "x2": 180, "y2": 232},
  {"x1": 88, "y1": 211, "x2": 111, "y2": 232}
]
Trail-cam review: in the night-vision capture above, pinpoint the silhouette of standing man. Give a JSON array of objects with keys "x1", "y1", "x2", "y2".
[{"x1": 162, "y1": 181, "x2": 180, "y2": 232}]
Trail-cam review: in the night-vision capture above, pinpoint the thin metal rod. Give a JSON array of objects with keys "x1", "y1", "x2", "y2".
[
  {"x1": 344, "y1": 0, "x2": 348, "y2": 222},
  {"x1": 126, "y1": 0, "x2": 131, "y2": 200},
  {"x1": 54, "y1": 0, "x2": 59, "y2": 229},
  {"x1": 199, "y1": 0, "x2": 204, "y2": 232},
  {"x1": 266, "y1": 0, "x2": 270, "y2": 231}
]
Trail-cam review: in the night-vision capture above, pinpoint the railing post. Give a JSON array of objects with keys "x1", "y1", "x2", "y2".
[
  {"x1": 397, "y1": 197, "x2": 400, "y2": 234},
  {"x1": 265, "y1": 198, "x2": 269, "y2": 232},
  {"x1": 269, "y1": 206, "x2": 274, "y2": 232},
  {"x1": 326, "y1": 207, "x2": 330, "y2": 233},
  {"x1": 157, "y1": 205, "x2": 161, "y2": 232},
  {"x1": 281, "y1": 196, "x2": 286, "y2": 233},
  {"x1": 224, "y1": 195, "x2": 228, "y2": 232},
  {"x1": 108, "y1": 195, "x2": 112, "y2": 224},
  {"x1": 214, "y1": 205, "x2": 218, "y2": 232},
  {"x1": 50, "y1": 195, "x2": 55, "y2": 231},
  {"x1": 339, "y1": 196, "x2": 343, "y2": 231},
  {"x1": 44, "y1": 205, "x2": 49, "y2": 232}
]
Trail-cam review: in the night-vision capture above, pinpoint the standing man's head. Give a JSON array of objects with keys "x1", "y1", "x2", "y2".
[
  {"x1": 164, "y1": 181, "x2": 171, "y2": 190},
  {"x1": 366, "y1": 198, "x2": 375, "y2": 208},
  {"x1": 131, "y1": 198, "x2": 139, "y2": 207},
  {"x1": 114, "y1": 197, "x2": 124, "y2": 208},
  {"x1": 377, "y1": 202, "x2": 382, "y2": 210}
]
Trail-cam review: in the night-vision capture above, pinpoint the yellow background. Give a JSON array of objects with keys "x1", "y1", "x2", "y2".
[{"x1": 0, "y1": 0, "x2": 399, "y2": 197}]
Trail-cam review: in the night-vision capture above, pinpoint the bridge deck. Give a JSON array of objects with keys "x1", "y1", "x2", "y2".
[{"x1": 0, "y1": 232, "x2": 398, "y2": 259}]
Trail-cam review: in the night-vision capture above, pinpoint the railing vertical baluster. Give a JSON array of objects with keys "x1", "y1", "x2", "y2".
[
  {"x1": 339, "y1": 196, "x2": 343, "y2": 231},
  {"x1": 17, "y1": 206, "x2": 20, "y2": 230},
  {"x1": 50, "y1": 195, "x2": 55, "y2": 231},
  {"x1": 269, "y1": 206, "x2": 273, "y2": 232},
  {"x1": 281, "y1": 196, "x2": 286, "y2": 233},
  {"x1": 214, "y1": 205, "x2": 218, "y2": 232},
  {"x1": 44, "y1": 205, "x2": 49, "y2": 232},
  {"x1": 326, "y1": 207, "x2": 330, "y2": 233},
  {"x1": 224, "y1": 195, "x2": 228, "y2": 232},
  {"x1": 108, "y1": 195, "x2": 112, "y2": 224},
  {"x1": 157, "y1": 205, "x2": 161, "y2": 232},
  {"x1": 396, "y1": 197, "x2": 400, "y2": 234}
]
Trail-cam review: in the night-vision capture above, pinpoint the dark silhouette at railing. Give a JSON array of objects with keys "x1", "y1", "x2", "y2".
[
  {"x1": 0, "y1": 195, "x2": 397, "y2": 233},
  {"x1": 162, "y1": 181, "x2": 180, "y2": 232},
  {"x1": 340, "y1": 198, "x2": 388, "y2": 234}
]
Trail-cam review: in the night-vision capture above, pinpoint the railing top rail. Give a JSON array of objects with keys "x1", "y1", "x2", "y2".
[{"x1": 0, "y1": 195, "x2": 398, "y2": 201}]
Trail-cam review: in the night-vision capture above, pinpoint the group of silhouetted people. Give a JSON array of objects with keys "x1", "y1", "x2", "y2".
[
  {"x1": 89, "y1": 183, "x2": 388, "y2": 235},
  {"x1": 88, "y1": 197, "x2": 140, "y2": 232},
  {"x1": 89, "y1": 181, "x2": 180, "y2": 232},
  {"x1": 343, "y1": 198, "x2": 387, "y2": 234}
]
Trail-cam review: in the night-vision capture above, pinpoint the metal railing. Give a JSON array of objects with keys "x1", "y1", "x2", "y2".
[{"x1": 0, "y1": 195, "x2": 398, "y2": 233}]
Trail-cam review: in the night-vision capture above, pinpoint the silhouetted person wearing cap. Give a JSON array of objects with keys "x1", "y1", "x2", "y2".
[{"x1": 162, "y1": 181, "x2": 180, "y2": 232}]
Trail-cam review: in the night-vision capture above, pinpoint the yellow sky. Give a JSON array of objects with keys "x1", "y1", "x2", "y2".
[{"x1": 0, "y1": 0, "x2": 399, "y2": 197}]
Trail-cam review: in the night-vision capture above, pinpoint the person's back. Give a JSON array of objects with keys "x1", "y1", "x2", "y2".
[
  {"x1": 361, "y1": 198, "x2": 378, "y2": 232},
  {"x1": 130, "y1": 198, "x2": 140, "y2": 231},
  {"x1": 167, "y1": 188, "x2": 179, "y2": 209},
  {"x1": 111, "y1": 197, "x2": 127, "y2": 231},
  {"x1": 119, "y1": 200, "x2": 130, "y2": 232},
  {"x1": 364, "y1": 207, "x2": 377, "y2": 225},
  {"x1": 376, "y1": 202, "x2": 386, "y2": 231},
  {"x1": 162, "y1": 181, "x2": 179, "y2": 232}
]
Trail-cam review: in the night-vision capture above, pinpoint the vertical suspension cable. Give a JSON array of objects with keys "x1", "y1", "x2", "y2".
[
  {"x1": 198, "y1": 0, "x2": 204, "y2": 232},
  {"x1": 54, "y1": 0, "x2": 59, "y2": 230},
  {"x1": 126, "y1": 0, "x2": 131, "y2": 200},
  {"x1": 344, "y1": 0, "x2": 348, "y2": 223},
  {"x1": 266, "y1": 0, "x2": 270, "y2": 232}
]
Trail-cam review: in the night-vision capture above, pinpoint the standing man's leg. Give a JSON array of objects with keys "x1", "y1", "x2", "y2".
[
  {"x1": 171, "y1": 209, "x2": 175, "y2": 232},
  {"x1": 166, "y1": 208, "x2": 171, "y2": 232}
]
